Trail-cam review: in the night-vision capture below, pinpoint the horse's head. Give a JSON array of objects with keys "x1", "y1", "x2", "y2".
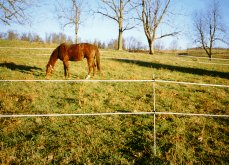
[{"x1": 46, "y1": 64, "x2": 54, "y2": 77}]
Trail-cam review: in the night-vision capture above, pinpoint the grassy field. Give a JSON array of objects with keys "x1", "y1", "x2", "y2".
[{"x1": 0, "y1": 39, "x2": 229, "y2": 164}]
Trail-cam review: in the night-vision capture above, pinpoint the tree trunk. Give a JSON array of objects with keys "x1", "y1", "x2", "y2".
[
  {"x1": 209, "y1": 48, "x2": 212, "y2": 61},
  {"x1": 148, "y1": 39, "x2": 154, "y2": 55},
  {"x1": 118, "y1": 26, "x2": 123, "y2": 50},
  {"x1": 75, "y1": 26, "x2": 79, "y2": 44},
  {"x1": 203, "y1": 47, "x2": 212, "y2": 61},
  {"x1": 209, "y1": 38, "x2": 213, "y2": 61},
  {"x1": 118, "y1": 0, "x2": 123, "y2": 51}
]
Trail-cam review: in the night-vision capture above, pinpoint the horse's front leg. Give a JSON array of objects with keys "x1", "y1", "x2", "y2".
[{"x1": 63, "y1": 61, "x2": 70, "y2": 78}]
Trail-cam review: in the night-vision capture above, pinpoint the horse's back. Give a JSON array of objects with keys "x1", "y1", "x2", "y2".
[
  {"x1": 68, "y1": 43, "x2": 98, "y2": 61},
  {"x1": 76, "y1": 43, "x2": 98, "y2": 52}
]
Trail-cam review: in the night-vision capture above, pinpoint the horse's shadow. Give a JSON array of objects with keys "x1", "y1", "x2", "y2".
[
  {"x1": 111, "y1": 58, "x2": 229, "y2": 79},
  {"x1": 0, "y1": 62, "x2": 43, "y2": 76}
]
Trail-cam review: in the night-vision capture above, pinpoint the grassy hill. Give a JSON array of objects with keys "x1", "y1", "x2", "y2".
[
  {"x1": 0, "y1": 39, "x2": 229, "y2": 164},
  {"x1": 0, "y1": 39, "x2": 58, "y2": 48}
]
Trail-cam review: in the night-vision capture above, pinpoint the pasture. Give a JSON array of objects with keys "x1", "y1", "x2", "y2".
[{"x1": 0, "y1": 39, "x2": 229, "y2": 164}]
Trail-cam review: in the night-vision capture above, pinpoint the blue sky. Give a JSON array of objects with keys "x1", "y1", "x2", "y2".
[{"x1": 1, "y1": 0, "x2": 229, "y2": 49}]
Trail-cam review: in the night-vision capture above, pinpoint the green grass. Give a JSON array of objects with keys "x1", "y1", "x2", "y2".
[{"x1": 0, "y1": 39, "x2": 229, "y2": 164}]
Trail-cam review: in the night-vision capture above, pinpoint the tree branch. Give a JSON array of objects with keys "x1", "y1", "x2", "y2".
[
  {"x1": 214, "y1": 38, "x2": 229, "y2": 45},
  {"x1": 155, "y1": 31, "x2": 180, "y2": 40},
  {"x1": 0, "y1": 0, "x2": 36, "y2": 25},
  {"x1": 96, "y1": 11, "x2": 118, "y2": 22}
]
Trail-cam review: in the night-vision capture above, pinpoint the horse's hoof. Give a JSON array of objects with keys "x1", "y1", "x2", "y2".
[{"x1": 86, "y1": 75, "x2": 90, "y2": 79}]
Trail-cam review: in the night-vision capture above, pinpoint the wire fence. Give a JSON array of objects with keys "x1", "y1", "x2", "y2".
[
  {"x1": 0, "y1": 47, "x2": 108, "y2": 53},
  {"x1": 174, "y1": 59, "x2": 229, "y2": 66},
  {"x1": 102, "y1": 56, "x2": 229, "y2": 66},
  {"x1": 1, "y1": 79, "x2": 228, "y2": 87},
  {"x1": 2, "y1": 111, "x2": 227, "y2": 118},
  {"x1": 1, "y1": 46, "x2": 229, "y2": 66},
  {"x1": 177, "y1": 55, "x2": 229, "y2": 61},
  {"x1": 1, "y1": 46, "x2": 229, "y2": 158},
  {"x1": 1, "y1": 78, "x2": 229, "y2": 158},
  {"x1": 0, "y1": 47, "x2": 55, "y2": 49}
]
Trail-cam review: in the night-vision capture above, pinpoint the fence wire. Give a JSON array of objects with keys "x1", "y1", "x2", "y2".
[
  {"x1": 1, "y1": 112, "x2": 228, "y2": 118},
  {"x1": 0, "y1": 79, "x2": 228, "y2": 88},
  {"x1": 1, "y1": 74, "x2": 229, "y2": 159}
]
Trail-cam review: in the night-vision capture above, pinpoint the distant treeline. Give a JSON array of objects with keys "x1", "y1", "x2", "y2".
[
  {"x1": 0, "y1": 30, "x2": 75, "y2": 45},
  {"x1": 0, "y1": 30, "x2": 147, "y2": 51}
]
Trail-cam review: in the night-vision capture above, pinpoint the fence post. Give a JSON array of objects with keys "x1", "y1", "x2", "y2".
[{"x1": 153, "y1": 75, "x2": 156, "y2": 158}]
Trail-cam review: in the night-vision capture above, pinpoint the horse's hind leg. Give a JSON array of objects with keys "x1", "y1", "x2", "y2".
[
  {"x1": 63, "y1": 60, "x2": 70, "y2": 78},
  {"x1": 92, "y1": 61, "x2": 96, "y2": 76},
  {"x1": 86, "y1": 58, "x2": 95, "y2": 79}
]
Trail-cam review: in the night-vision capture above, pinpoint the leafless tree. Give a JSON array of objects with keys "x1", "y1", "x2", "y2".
[
  {"x1": 132, "y1": 0, "x2": 180, "y2": 54},
  {"x1": 93, "y1": 39, "x2": 98, "y2": 47},
  {"x1": 97, "y1": 41, "x2": 102, "y2": 48},
  {"x1": 126, "y1": 36, "x2": 146, "y2": 51},
  {"x1": 126, "y1": 36, "x2": 136, "y2": 51},
  {"x1": 7, "y1": 30, "x2": 19, "y2": 40},
  {"x1": 66, "y1": 36, "x2": 74, "y2": 44},
  {"x1": 97, "y1": 0, "x2": 138, "y2": 50},
  {"x1": 55, "y1": 0, "x2": 89, "y2": 44},
  {"x1": 155, "y1": 40, "x2": 164, "y2": 53},
  {"x1": 170, "y1": 39, "x2": 178, "y2": 51},
  {"x1": 108, "y1": 39, "x2": 118, "y2": 50},
  {"x1": 192, "y1": 0, "x2": 228, "y2": 60},
  {"x1": 33, "y1": 34, "x2": 43, "y2": 43},
  {"x1": 0, "y1": 32, "x2": 7, "y2": 39},
  {"x1": 0, "y1": 0, "x2": 37, "y2": 25},
  {"x1": 45, "y1": 32, "x2": 72, "y2": 44}
]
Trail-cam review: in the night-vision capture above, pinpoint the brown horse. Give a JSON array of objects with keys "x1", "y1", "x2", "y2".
[{"x1": 46, "y1": 43, "x2": 101, "y2": 79}]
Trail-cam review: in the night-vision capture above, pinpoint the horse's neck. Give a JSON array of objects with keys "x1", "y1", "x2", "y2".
[{"x1": 49, "y1": 55, "x2": 58, "y2": 67}]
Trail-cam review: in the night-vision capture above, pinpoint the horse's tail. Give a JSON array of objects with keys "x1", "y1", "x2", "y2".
[{"x1": 95, "y1": 48, "x2": 101, "y2": 73}]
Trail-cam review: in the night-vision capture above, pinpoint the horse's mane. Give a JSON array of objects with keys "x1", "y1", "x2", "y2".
[{"x1": 47, "y1": 43, "x2": 65, "y2": 66}]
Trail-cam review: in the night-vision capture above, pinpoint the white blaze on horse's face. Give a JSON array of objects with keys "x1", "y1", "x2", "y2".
[
  {"x1": 46, "y1": 64, "x2": 54, "y2": 76},
  {"x1": 50, "y1": 65, "x2": 54, "y2": 71},
  {"x1": 49, "y1": 65, "x2": 54, "y2": 74}
]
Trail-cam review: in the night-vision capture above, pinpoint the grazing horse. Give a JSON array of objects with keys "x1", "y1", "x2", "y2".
[{"x1": 46, "y1": 43, "x2": 101, "y2": 79}]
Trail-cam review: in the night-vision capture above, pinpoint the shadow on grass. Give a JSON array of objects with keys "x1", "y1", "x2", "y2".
[
  {"x1": 0, "y1": 62, "x2": 43, "y2": 76},
  {"x1": 111, "y1": 59, "x2": 229, "y2": 79}
]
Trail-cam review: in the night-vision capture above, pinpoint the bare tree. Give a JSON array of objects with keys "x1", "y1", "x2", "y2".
[
  {"x1": 7, "y1": 30, "x2": 19, "y2": 40},
  {"x1": 170, "y1": 39, "x2": 178, "y2": 53},
  {"x1": 93, "y1": 39, "x2": 98, "y2": 47},
  {"x1": 55, "y1": 0, "x2": 88, "y2": 44},
  {"x1": 108, "y1": 39, "x2": 118, "y2": 50},
  {"x1": 0, "y1": 0, "x2": 37, "y2": 25},
  {"x1": 192, "y1": 0, "x2": 228, "y2": 60},
  {"x1": 126, "y1": 36, "x2": 146, "y2": 51},
  {"x1": 101, "y1": 42, "x2": 106, "y2": 49},
  {"x1": 170, "y1": 39, "x2": 179, "y2": 51},
  {"x1": 155, "y1": 40, "x2": 164, "y2": 53},
  {"x1": 98, "y1": 41, "x2": 102, "y2": 48},
  {"x1": 66, "y1": 36, "x2": 73, "y2": 44},
  {"x1": 126, "y1": 36, "x2": 136, "y2": 51},
  {"x1": 0, "y1": 32, "x2": 7, "y2": 39},
  {"x1": 132, "y1": 0, "x2": 179, "y2": 54},
  {"x1": 97, "y1": 0, "x2": 138, "y2": 50},
  {"x1": 33, "y1": 34, "x2": 43, "y2": 43},
  {"x1": 20, "y1": 32, "x2": 34, "y2": 42}
]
